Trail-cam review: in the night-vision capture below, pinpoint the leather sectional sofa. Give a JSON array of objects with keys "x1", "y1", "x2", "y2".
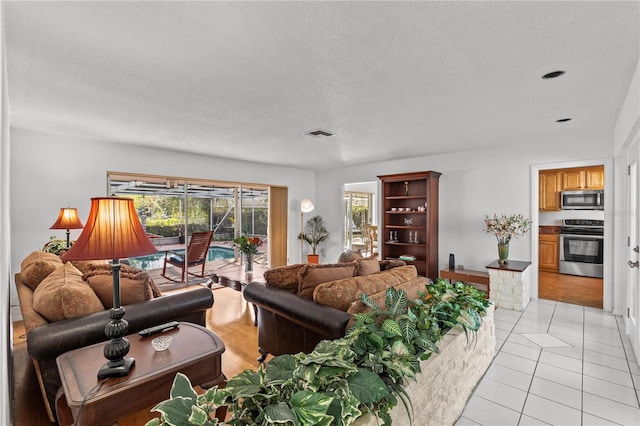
[
  {"x1": 14, "y1": 251, "x2": 214, "y2": 422},
  {"x1": 243, "y1": 257, "x2": 430, "y2": 362}
]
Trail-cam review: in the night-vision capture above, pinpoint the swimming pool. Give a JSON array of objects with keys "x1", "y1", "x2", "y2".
[{"x1": 128, "y1": 245, "x2": 235, "y2": 270}]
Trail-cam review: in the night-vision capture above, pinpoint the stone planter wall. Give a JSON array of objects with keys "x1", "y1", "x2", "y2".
[{"x1": 355, "y1": 305, "x2": 495, "y2": 426}]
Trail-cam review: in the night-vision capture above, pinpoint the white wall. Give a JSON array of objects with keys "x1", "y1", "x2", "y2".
[
  {"x1": 1, "y1": 3, "x2": 13, "y2": 423},
  {"x1": 615, "y1": 59, "x2": 640, "y2": 322},
  {"x1": 316, "y1": 133, "x2": 613, "y2": 302},
  {"x1": 9, "y1": 128, "x2": 315, "y2": 319}
]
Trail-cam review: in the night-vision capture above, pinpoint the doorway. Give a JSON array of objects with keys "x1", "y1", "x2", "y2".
[
  {"x1": 344, "y1": 182, "x2": 377, "y2": 256},
  {"x1": 626, "y1": 141, "x2": 640, "y2": 363},
  {"x1": 537, "y1": 165, "x2": 605, "y2": 308}
]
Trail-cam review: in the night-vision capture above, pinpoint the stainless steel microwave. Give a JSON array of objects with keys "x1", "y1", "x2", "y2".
[{"x1": 561, "y1": 190, "x2": 604, "y2": 210}]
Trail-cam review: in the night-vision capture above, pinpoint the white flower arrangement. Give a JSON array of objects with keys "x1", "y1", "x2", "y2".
[{"x1": 484, "y1": 214, "x2": 532, "y2": 244}]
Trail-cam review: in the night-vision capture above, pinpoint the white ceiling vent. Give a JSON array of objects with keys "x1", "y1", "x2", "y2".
[{"x1": 305, "y1": 129, "x2": 335, "y2": 138}]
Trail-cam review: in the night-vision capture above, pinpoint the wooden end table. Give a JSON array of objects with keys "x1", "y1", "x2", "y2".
[
  {"x1": 440, "y1": 267, "x2": 491, "y2": 298},
  {"x1": 55, "y1": 322, "x2": 226, "y2": 426}
]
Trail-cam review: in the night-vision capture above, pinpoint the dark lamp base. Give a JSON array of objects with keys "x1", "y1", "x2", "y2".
[{"x1": 97, "y1": 356, "x2": 135, "y2": 380}]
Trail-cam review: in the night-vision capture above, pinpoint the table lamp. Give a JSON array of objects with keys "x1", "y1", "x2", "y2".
[
  {"x1": 50, "y1": 207, "x2": 84, "y2": 248},
  {"x1": 300, "y1": 198, "x2": 314, "y2": 262},
  {"x1": 62, "y1": 197, "x2": 157, "y2": 379}
]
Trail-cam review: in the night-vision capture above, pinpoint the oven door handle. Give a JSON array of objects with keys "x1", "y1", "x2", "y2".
[{"x1": 559, "y1": 234, "x2": 604, "y2": 239}]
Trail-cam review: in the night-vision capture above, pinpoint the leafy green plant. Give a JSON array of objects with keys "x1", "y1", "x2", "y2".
[
  {"x1": 42, "y1": 237, "x2": 71, "y2": 256},
  {"x1": 147, "y1": 279, "x2": 489, "y2": 426},
  {"x1": 298, "y1": 215, "x2": 329, "y2": 255}
]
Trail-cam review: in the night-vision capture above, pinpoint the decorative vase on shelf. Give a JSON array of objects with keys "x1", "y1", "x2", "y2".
[
  {"x1": 245, "y1": 252, "x2": 254, "y2": 273},
  {"x1": 497, "y1": 240, "x2": 510, "y2": 265}
]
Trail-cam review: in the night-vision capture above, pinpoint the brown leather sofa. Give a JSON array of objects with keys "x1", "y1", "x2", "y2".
[
  {"x1": 244, "y1": 283, "x2": 351, "y2": 360},
  {"x1": 243, "y1": 261, "x2": 429, "y2": 362},
  {"x1": 15, "y1": 272, "x2": 214, "y2": 422}
]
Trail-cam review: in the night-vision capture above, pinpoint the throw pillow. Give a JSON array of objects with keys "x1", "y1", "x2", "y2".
[
  {"x1": 263, "y1": 264, "x2": 305, "y2": 294},
  {"x1": 355, "y1": 254, "x2": 381, "y2": 276},
  {"x1": 33, "y1": 262, "x2": 105, "y2": 322},
  {"x1": 69, "y1": 259, "x2": 109, "y2": 274},
  {"x1": 313, "y1": 265, "x2": 417, "y2": 311},
  {"x1": 337, "y1": 249, "x2": 363, "y2": 263},
  {"x1": 297, "y1": 263, "x2": 357, "y2": 300},
  {"x1": 346, "y1": 276, "x2": 430, "y2": 319},
  {"x1": 20, "y1": 251, "x2": 64, "y2": 291},
  {"x1": 83, "y1": 267, "x2": 159, "y2": 308},
  {"x1": 380, "y1": 259, "x2": 407, "y2": 271}
]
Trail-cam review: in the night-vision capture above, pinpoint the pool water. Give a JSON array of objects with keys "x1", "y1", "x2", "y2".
[{"x1": 128, "y1": 245, "x2": 235, "y2": 270}]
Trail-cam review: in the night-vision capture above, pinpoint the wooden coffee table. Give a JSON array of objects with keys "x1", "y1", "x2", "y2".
[
  {"x1": 209, "y1": 263, "x2": 266, "y2": 291},
  {"x1": 55, "y1": 322, "x2": 226, "y2": 426},
  {"x1": 208, "y1": 263, "x2": 266, "y2": 326}
]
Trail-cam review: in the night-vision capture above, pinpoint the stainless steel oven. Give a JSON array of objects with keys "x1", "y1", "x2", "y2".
[{"x1": 559, "y1": 219, "x2": 604, "y2": 278}]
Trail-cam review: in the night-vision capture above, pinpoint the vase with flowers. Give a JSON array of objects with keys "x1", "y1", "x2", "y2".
[
  {"x1": 233, "y1": 235, "x2": 262, "y2": 273},
  {"x1": 484, "y1": 214, "x2": 532, "y2": 265}
]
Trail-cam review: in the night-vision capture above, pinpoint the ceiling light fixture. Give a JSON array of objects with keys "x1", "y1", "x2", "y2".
[
  {"x1": 542, "y1": 70, "x2": 565, "y2": 79},
  {"x1": 556, "y1": 118, "x2": 572, "y2": 123},
  {"x1": 305, "y1": 129, "x2": 334, "y2": 138}
]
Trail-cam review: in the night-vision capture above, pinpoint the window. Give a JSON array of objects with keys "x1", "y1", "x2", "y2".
[{"x1": 107, "y1": 172, "x2": 288, "y2": 269}]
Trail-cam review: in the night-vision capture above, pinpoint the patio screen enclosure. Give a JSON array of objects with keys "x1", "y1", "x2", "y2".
[{"x1": 107, "y1": 172, "x2": 288, "y2": 280}]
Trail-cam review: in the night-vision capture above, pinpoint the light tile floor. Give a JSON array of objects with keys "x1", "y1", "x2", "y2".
[{"x1": 458, "y1": 298, "x2": 640, "y2": 425}]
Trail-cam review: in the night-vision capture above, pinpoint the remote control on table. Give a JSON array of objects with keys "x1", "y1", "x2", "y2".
[{"x1": 138, "y1": 321, "x2": 179, "y2": 337}]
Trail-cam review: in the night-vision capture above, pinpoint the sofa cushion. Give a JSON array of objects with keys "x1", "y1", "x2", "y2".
[
  {"x1": 355, "y1": 254, "x2": 381, "y2": 276},
  {"x1": 69, "y1": 259, "x2": 110, "y2": 274},
  {"x1": 20, "y1": 251, "x2": 64, "y2": 291},
  {"x1": 298, "y1": 263, "x2": 357, "y2": 300},
  {"x1": 264, "y1": 264, "x2": 305, "y2": 294},
  {"x1": 380, "y1": 259, "x2": 407, "y2": 271},
  {"x1": 337, "y1": 249, "x2": 363, "y2": 263},
  {"x1": 346, "y1": 276, "x2": 430, "y2": 318},
  {"x1": 32, "y1": 262, "x2": 105, "y2": 322},
  {"x1": 313, "y1": 265, "x2": 419, "y2": 311},
  {"x1": 83, "y1": 266, "x2": 160, "y2": 308}
]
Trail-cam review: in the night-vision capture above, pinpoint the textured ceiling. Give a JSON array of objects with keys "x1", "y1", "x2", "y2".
[{"x1": 4, "y1": 1, "x2": 639, "y2": 171}]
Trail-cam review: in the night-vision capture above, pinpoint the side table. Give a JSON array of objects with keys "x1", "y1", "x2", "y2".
[{"x1": 55, "y1": 322, "x2": 226, "y2": 425}]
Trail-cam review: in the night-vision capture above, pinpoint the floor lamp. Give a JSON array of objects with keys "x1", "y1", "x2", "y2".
[
  {"x1": 300, "y1": 198, "x2": 314, "y2": 262},
  {"x1": 62, "y1": 197, "x2": 157, "y2": 379}
]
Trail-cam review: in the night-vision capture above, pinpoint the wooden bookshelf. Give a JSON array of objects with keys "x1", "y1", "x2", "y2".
[{"x1": 378, "y1": 171, "x2": 441, "y2": 281}]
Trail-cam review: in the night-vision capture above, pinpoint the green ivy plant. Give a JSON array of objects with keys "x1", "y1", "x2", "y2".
[
  {"x1": 146, "y1": 279, "x2": 489, "y2": 426},
  {"x1": 42, "y1": 236, "x2": 72, "y2": 256}
]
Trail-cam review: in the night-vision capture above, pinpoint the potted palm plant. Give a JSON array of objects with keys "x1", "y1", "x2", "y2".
[{"x1": 298, "y1": 215, "x2": 329, "y2": 264}]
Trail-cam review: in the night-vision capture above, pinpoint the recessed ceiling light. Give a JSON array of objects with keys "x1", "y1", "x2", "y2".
[
  {"x1": 305, "y1": 129, "x2": 335, "y2": 138},
  {"x1": 556, "y1": 118, "x2": 572, "y2": 122},
  {"x1": 542, "y1": 70, "x2": 565, "y2": 79}
]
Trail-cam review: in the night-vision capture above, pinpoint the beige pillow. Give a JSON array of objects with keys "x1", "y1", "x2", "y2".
[
  {"x1": 380, "y1": 259, "x2": 407, "y2": 271},
  {"x1": 263, "y1": 264, "x2": 305, "y2": 294},
  {"x1": 70, "y1": 259, "x2": 110, "y2": 274},
  {"x1": 33, "y1": 262, "x2": 104, "y2": 322},
  {"x1": 355, "y1": 254, "x2": 381, "y2": 276},
  {"x1": 20, "y1": 251, "x2": 64, "y2": 291},
  {"x1": 297, "y1": 263, "x2": 357, "y2": 300},
  {"x1": 346, "y1": 277, "x2": 430, "y2": 327},
  {"x1": 83, "y1": 267, "x2": 158, "y2": 308},
  {"x1": 337, "y1": 249, "x2": 363, "y2": 263}
]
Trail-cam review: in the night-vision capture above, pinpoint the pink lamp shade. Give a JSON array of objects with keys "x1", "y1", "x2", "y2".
[
  {"x1": 62, "y1": 197, "x2": 157, "y2": 261},
  {"x1": 50, "y1": 207, "x2": 84, "y2": 230}
]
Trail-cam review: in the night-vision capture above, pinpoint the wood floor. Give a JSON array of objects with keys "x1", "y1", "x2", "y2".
[
  {"x1": 538, "y1": 270, "x2": 603, "y2": 309},
  {"x1": 12, "y1": 272, "x2": 602, "y2": 424},
  {"x1": 12, "y1": 286, "x2": 264, "y2": 425}
]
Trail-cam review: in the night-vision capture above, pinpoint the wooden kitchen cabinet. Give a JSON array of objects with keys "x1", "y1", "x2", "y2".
[
  {"x1": 378, "y1": 170, "x2": 440, "y2": 281},
  {"x1": 539, "y1": 170, "x2": 562, "y2": 211},
  {"x1": 561, "y1": 165, "x2": 604, "y2": 190},
  {"x1": 585, "y1": 166, "x2": 604, "y2": 189},
  {"x1": 539, "y1": 233, "x2": 559, "y2": 272}
]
